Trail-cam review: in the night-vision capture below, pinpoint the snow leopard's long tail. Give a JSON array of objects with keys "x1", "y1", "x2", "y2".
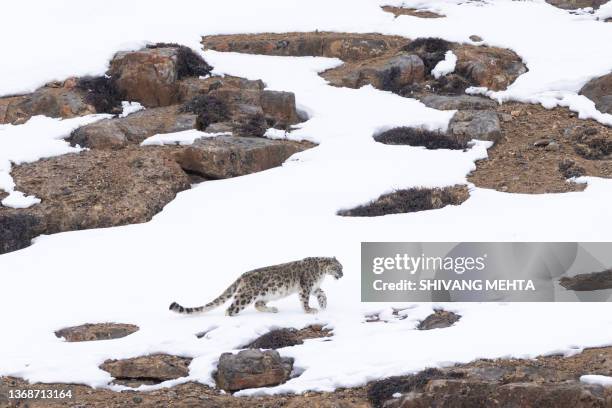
[{"x1": 169, "y1": 280, "x2": 239, "y2": 314}]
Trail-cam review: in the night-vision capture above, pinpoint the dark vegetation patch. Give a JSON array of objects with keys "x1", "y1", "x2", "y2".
[
  {"x1": 77, "y1": 76, "x2": 123, "y2": 114},
  {"x1": 243, "y1": 325, "x2": 332, "y2": 350},
  {"x1": 430, "y1": 74, "x2": 472, "y2": 95},
  {"x1": 233, "y1": 113, "x2": 268, "y2": 137},
  {"x1": 367, "y1": 368, "x2": 464, "y2": 407},
  {"x1": 417, "y1": 310, "x2": 461, "y2": 330},
  {"x1": 182, "y1": 95, "x2": 230, "y2": 130},
  {"x1": 380, "y1": 66, "x2": 403, "y2": 93},
  {"x1": 402, "y1": 37, "x2": 453, "y2": 73},
  {"x1": 559, "y1": 269, "x2": 612, "y2": 291},
  {"x1": 147, "y1": 43, "x2": 213, "y2": 79},
  {"x1": 338, "y1": 186, "x2": 469, "y2": 217},
  {"x1": 374, "y1": 127, "x2": 468, "y2": 150}
]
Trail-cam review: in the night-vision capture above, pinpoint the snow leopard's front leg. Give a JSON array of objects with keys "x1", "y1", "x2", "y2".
[
  {"x1": 299, "y1": 283, "x2": 318, "y2": 314},
  {"x1": 313, "y1": 288, "x2": 327, "y2": 310}
]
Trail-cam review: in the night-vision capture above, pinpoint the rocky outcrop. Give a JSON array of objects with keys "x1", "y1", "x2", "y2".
[
  {"x1": 559, "y1": 269, "x2": 612, "y2": 291},
  {"x1": 202, "y1": 32, "x2": 407, "y2": 62},
  {"x1": 417, "y1": 310, "x2": 461, "y2": 330},
  {"x1": 108, "y1": 44, "x2": 212, "y2": 108},
  {"x1": 202, "y1": 33, "x2": 526, "y2": 96},
  {"x1": 448, "y1": 110, "x2": 502, "y2": 142},
  {"x1": 580, "y1": 72, "x2": 612, "y2": 115},
  {"x1": 69, "y1": 106, "x2": 197, "y2": 149},
  {"x1": 0, "y1": 79, "x2": 98, "y2": 125},
  {"x1": 337, "y1": 186, "x2": 469, "y2": 217},
  {"x1": 173, "y1": 135, "x2": 311, "y2": 179},
  {"x1": 381, "y1": 6, "x2": 444, "y2": 18},
  {"x1": 55, "y1": 323, "x2": 139, "y2": 342},
  {"x1": 100, "y1": 354, "x2": 192, "y2": 386},
  {"x1": 546, "y1": 0, "x2": 608, "y2": 9},
  {"x1": 244, "y1": 325, "x2": 332, "y2": 349},
  {"x1": 215, "y1": 349, "x2": 294, "y2": 392},
  {"x1": 0, "y1": 147, "x2": 190, "y2": 254}
]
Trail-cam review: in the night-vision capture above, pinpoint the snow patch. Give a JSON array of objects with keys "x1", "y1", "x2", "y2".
[
  {"x1": 431, "y1": 50, "x2": 457, "y2": 79},
  {"x1": 580, "y1": 374, "x2": 612, "y2": 387},
  {"x1": 140, "y1": 129, "x2": 229, "y2": 146},
  {"x1": 119, "y1": 101, "x2": 144, "y2": 118}
]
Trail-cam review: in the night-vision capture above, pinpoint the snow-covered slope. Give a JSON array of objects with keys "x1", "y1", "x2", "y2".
[{"x1": 0, "y1": 0, "x2": 611, "y2": 394}]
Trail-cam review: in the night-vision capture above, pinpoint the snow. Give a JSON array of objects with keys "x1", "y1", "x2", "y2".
[
  {"x1": 581, "y1": 375, "x2": 612, "y2": 386},
  {"x1": 1, "y1": 191, "x2": 41, "y2": 209},
  {"x1": 140, "y1": 129, "x2": 229, "y2": 146},
  {"x1": 431, "y1": 50, "x2": 457, "y2": 79},
  {"x1": 0, "y1": 0, "x2": 611, "y2": 397},
  {"x1": 119, "y1": 101, "x2": 144, "y2": 118}
]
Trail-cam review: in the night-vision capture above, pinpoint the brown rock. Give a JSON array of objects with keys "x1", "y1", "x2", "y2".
[
  {"x1": 101, "y1": 354, "x2": 191, "y2": 384},
  {"x1": 0, "y1": 147, "x2": 190, "y2": 254},
  {"x1": 580, "y1": 72, "x2": 612, "y2": 114},
  {"x1": 55, "y1": 323, "x2": 139, "y2": 342},
  {"x1": 559, "y1": 269, "x2": 612, "y2": 291},
  {"x1": 69, "y1": 106, "x2": 197, "y2": 149},
  {"x1": 174, "y1": 135, "x2": 311, "y2": 179},
  {"x1": 202, "y1": 32, "x2": 407, "y2": 62},
  {"x1": 261, "y1": 90, "x2": 302, "y2": 128},
  {"x1": 215, "y1": 349, "x2": 294, "y2": 392},
  {"x1": 381, "y1": 6, "x2": 445, "y2": 18},
  {"x1": 108, "y1": 45, "x2": 212, "y2": 108},
  {"x1": 244, "y1": 325, "x2": 332, "y2": 349},
  {"x1": 417, "y1": 310, "x2": 461, "y2": 330},
  {"x1": 453, "y1": 45, "x2": 527, "y2": 91},
  {"x1": 546, "y1": 0, "x2": 607, "y2": 9}
]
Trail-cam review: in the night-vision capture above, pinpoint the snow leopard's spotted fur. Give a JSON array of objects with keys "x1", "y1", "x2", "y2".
[{"x1": 169, "y1": 257, "x2": 343, "y2": 316}]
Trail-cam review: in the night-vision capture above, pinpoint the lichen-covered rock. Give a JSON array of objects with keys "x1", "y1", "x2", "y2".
[
  {"x1": 546, "y1": 0, "x2": 607, "y2": 9},
  {"x1": 100, "y1": 354, "x2": 191, "y2": 384},
  {"x1": 55, "y1": 323, "x2": 139, "y2": 342},
  {"x1": 69, "y1": 106, "x2": 197, "y2": 149},
  {"x1": 580, "y1": 72, "x2": 612, "y2": 115},
  {"x1": 448, "y1": 110, "x2": 501, "y2": 142},
  {"x1": 419, "y1": 94, "x2": 497, "y2": 110},
  {"x1": 108, "y1": 45, "x2": 212, "y2": 108},
  {"x1": 559, "y1": 269, "x2": 612, "y2": 291},
  {"x1": 453, "y1": 45, "x2": 527, "y2": 91},
  {"x1": 417, "y1": 310, "x2": 461, "y2": 330},
  {"x1": 173, "y1": 135, "x2": 311, "y2": 179},
  {"x1": 0, "y1": 147, "x2": 190, "y2": 254},
  {"x1": 215, "y1": 349, "x2": 294, "y2": 392}
]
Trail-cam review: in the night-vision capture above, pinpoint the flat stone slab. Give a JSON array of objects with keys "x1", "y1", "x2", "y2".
[
  {"x1": 448, "y1": 110, "x2": 501, "y2": 142},
  {"x1": 55, "y1": 323, "x2": 139, "y2": 342},
  {"x1": 559, "y1": 269, "x2": 612, "y2": 291},
  {"x1": 100, "y1": 354, "x2": 192, "y2": 385},
  {"x1": 419, "y1": 94, "x2": 498, "y2": 110}
]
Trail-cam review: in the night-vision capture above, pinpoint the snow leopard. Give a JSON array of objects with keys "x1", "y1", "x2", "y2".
[{"x1": 169, "y1": 257, "x2": 343, "y2": 316}]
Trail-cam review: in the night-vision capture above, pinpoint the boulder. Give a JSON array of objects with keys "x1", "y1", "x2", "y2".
[
  {"x1": 173, "y1": 135, "x2": 310, "y2": 179},
  {"x1": 202, "y1": 32, "x2": 407, "y2": 62},
  {"x1": 580, "y1": 72, "x2": 612, "y2": 114},
  {"x1": 559, "y1": 269, "x2": 612, "y2": 291},
  {"x1": 55, "y1": 323, "x2": 139, "y2": 342},
  {"x1": 419, "y1": 94, "x2": 497, "y2": 110},
  {"x1": 69, "y1": 106, "x2": 197, "y2": 149},
  {"x1": 108, "y1": 44, "x2": 212, "y2": 108},
  {"x1": 0, "y1": 147, "x2": 190, "y2": 255},
  {"x1": 417, "y1": 310, "x2": 461, "y2": 330},
  {"x1": 261, "y1": 90, "x2": 302, "y2": 128},
  {"x1": 546, "y1": 0, "x2": 608, "y2": 9},
  {"x1": 0, "y1": 80, "x2": 96, "y2": 125},
  {"x1": 215, "y1": 349, "x2": 294, "y2": 392},
  {"x1": 244, "y1": 325, "x2": 332, "y2": 349},
  {"x1": 100, "y1": 354, "x2": 191, "y2": 384},
  {"x1": 448, "y1": 110, "x2": 501, "y2": 142},
  {"x1": 453, "y1": 45, "x2": 527, "y2": 91}
]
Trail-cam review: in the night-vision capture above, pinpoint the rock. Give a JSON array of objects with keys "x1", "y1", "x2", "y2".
[
  {"x1": 546, "y1": 0, "x2": 608, "y2": 9},
  {"x1": 563, "y1": 124, "x2": 611, "y2": 159},
  {"x1": 322, "y1": 53, "x2": 425, "y2": 91},
  {"x1": 173, "y1": 135, "x2": 311, "y2": 179},
  {"x1": 448, "y1": 110, "x2": 501, "y2": 142},
  {"x1": 215, "y1": 349, "x2": 294, "y2": 392},
  {"x1": 469, "y1": 35, "x2": 483, "y2": 42},
  {"x1": 419, "y1": 94, "x2": 497, "y2": 110},
  {"x1": 381, "y1": 6, "x2": 445, "y2": 18},
  {"x1": 534, "y1": 138, "x2": 553, "y2": 147},
  {"x1": 417, "y1": 310, "x2": 461, "y2": 330},
  {"x1": 453, "y1": 45, "x2": 527, "y2": 91},
  {"x1": 558, "y1": 159, "x2": 585, "y2": 179},
  {"x1": 545, "y1": 141, "x2": 560, "y2": 151},
  {"x1": 202, "y1": 32, "x2": 407, "y2": 62},
  {"x1": 69, "y1": 106, "x2": 197, "y2": 149},
  {"x1": 338, "y1": 186, "x2": 469, "y2": 217},
  {"x1": 0, "y1": 147, "x2": 190, "y2": 255},
  {"x1": 579, "y1": 72, "x2": 612, "y2": 114},
  {"x1": 108, "y1": 44, "x2": 212, "y2": 108},
  {"x1": 55, "y1": 323, "x2": 139, "y2": 342},
  {"x1": 260, "y1": 90, "x2": 302, "y2": 128},
  {"x1": 0, "y1": 80, "x2": 96, "y2": 124},
  {"x1": 244, "y1": 325, "x2": 332, "y2": 349},
  {"x1": 100, "y1": 354, "x2": 191, "y2": 384},
  {"x1": 559, "y1": 269, "x2": 612, "y2": 291}
]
